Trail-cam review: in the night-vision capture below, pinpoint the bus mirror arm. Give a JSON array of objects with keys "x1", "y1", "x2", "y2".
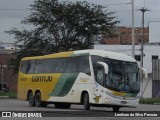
[
  {"x1": 97, "y1": 62, "x2": 109, "y2": 75},
  {"x1": 139, "y1": 67, "x2": 148, "y2": 79}
]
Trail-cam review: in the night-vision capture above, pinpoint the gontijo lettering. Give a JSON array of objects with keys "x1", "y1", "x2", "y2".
[{"x1": 32, "y1": 76, "x2": 52, "y2": 82}]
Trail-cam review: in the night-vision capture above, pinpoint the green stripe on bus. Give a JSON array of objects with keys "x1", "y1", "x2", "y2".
[
  {"x1": 70, "y1": 53, "x2": 89, "y2": 57},
  {"x1": 50, "y1": 73, "x2": 79, "y2": 97},
  {"x1": 125, "y1": 93, "x2": 138, "y2": 97}
]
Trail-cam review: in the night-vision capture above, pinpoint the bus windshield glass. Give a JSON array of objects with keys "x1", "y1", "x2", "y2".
[{"x1": 105, "y1": 59, "x2": 140, "y2": 93}]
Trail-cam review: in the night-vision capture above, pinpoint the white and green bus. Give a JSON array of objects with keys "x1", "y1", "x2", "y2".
[{"x1": 18, "y1": 49, "x2": 147, "y2": 112}]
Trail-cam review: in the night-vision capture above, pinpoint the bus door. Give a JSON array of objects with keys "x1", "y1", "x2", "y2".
[{"x1": 94, "y1": 62, "x2": 108, "y2": 104}]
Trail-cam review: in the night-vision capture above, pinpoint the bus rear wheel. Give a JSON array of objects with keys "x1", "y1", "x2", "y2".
[
  {"x1": 28, "y1": 92, "x2": 35, "y2": 107},
  {"x1": 35, "y1": 92, "x2": 47, "y2": 107},
  {"x1": 83, "y1": 93, "x2": 90, "y2": 110}
]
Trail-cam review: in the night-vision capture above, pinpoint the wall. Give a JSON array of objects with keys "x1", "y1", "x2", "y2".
[{"x1": 149, "y1": 21, "x2": 160, "y2": 43}]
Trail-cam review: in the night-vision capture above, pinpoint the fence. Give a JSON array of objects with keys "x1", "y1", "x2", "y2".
[{"x1": 0, "y1": 65, "x2": 18, "y2": 92}]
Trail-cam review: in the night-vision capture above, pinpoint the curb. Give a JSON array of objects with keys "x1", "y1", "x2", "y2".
[
  {"x1": 0, "y1": 96, "x2": 9, "y2": 98},
  {"x1": 154, "y1": 103, "x2": 160, "y2": 105}
]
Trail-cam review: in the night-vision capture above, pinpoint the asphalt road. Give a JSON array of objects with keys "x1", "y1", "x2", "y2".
[{"x1": 0, "y1": 98, "x2": 160, "y2": 120}]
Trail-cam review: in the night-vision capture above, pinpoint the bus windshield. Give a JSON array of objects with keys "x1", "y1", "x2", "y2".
[{"x1": 105, "y1": 59, "x2": 140, "y2": 93}]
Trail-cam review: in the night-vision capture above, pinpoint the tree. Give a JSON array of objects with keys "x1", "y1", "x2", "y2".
[{"x1": 6, "y1": 0, "x2": 119, "y2": 73}]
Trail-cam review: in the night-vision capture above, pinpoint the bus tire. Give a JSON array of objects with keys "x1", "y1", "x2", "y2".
[
  {"x1": 42, "y1": 102, "x2": 48, "y2": 107},
  {"x1": 83, "y1": 93, "x2": 90, "y2": 110},
  {"x1": 54, "y1": 103, "x2": 71, "y2": 109},
  {"x1": 112, "y1": 106, "x2": 120, "y2": 112},
  {"x1": 35, "y1": 92, "x2": 43, "y2": 107},
  {"x1": 28, "y1": 92, "x2": 35, "y2": 107},
  {"x1": 63, "y1": 103, "x2": 71, "y2": 109}
]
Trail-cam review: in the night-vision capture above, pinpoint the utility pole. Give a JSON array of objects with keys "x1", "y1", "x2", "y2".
[
  {"x1": 1, "y1": 64, "x2": 3, "y2": 93},
  {"x1": 131, "y1": 0, "x2": 135, "y2": 58},
  {"x1": 139, "y1": 7, "x2": 149, "y2": 67}
]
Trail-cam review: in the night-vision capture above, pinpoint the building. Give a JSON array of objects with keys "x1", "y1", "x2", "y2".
[
  {"x1": 102, "y1": 26, "x2": 149, "y2": 45},
  {"x1": 95, "y1": 23, "x2": 160, "y2": 98},
  {"x1": 0, "y1": 42, "x2": 20, "y2": 50},
  {"x1": 0, "y1": 47, "x2": 18, "y2": 92}
]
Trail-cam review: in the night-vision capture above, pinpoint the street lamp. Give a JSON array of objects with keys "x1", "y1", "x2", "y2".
[
  {"x1": 131, "y1": 0, "x2": 135, "y2": 58},
  {"x1": 1, "y1": 64, "x2": 3, "y2": 93},
  {"x1": 139, "y1": 7, "x2": 149, "y2": 67}
]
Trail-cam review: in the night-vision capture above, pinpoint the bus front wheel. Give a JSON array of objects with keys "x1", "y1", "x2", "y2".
[
  {"x1": 83, "y1": 93, "x2": 90, "y2": 110},
  {"x1": 112, "y1": 106, "x2": 120, "y2": 112},
  {"x1": 28, "y1": 92, "x2": 35, "y2": 107}
]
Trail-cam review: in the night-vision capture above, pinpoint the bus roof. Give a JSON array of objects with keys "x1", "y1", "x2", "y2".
[{"x1": 21, "y1": 49, "x2": 136, "y2": 62}]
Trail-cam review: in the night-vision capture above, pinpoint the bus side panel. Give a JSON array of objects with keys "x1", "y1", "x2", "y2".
[
  {"x1": 17, "y1": 73, "x2": 28, "y2": 100},
  {"x1": 49, "y1": 73, "x2": 79, "y2": 97},
  {"x1": 17, "y1": 72, "x2": 62, "y2": 101},
  {"x1": 17, "y1": 83, "x2": 26, "y2": 100},
  {"x1": 47, "y1": 73, "x2": 95, "y2": 103},
  {"x1": 37, "y1": 73, "x2": 61, "y2": 101}
]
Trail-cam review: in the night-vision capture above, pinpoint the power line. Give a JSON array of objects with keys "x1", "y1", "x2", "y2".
[
  {"x1": 0, "y1": 8, "x2": 29, "y2": 11},
  {"x1": 149, "y1": 10, "x2": 160, "y2": 13},
  {"x1": 102, "y1": 2, "x2": 131, "y2": 7}
]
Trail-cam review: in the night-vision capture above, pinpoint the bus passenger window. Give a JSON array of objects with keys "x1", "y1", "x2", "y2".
[
  {"x1": 20, "y1": 61, "x2": 28, "y2": 73},
  {"x1": 34, "y1": 60, "x2": 44, "y2": 73},
  {"x1": 77, "y1": 56, "x2": 90, "y2": 74},
  {"x1": 44, "y1": 59, "x2": 55, "y2": 73},
  {"x1": 54, "y1": 58, "x2": 66, "y2": 73},
  {"x1": 65, "y1": 57, "x2": 77, "y2": 73},
  {"x1": 27, "y1": 60, "x2": 35, "y2": 74}
]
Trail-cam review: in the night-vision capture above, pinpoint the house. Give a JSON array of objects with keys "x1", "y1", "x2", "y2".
[
  {"x1": 102, "y1": 26, "x2": 149, "y2": 45},
  {"x1": 0, "y1": 49, "x2": 18, "y2": 92}
]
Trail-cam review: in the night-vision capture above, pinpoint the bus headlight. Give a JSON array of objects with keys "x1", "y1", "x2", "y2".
[{"x1": 105, "y1": 98, "x2": 108, "y2": 102}]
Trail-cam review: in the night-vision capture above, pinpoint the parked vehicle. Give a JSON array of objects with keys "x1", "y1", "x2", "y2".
[{"x1": 0, "y1": 83, "x2": 9, "y2": 92}]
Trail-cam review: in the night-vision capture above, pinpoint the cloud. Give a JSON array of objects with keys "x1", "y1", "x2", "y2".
[{"x1": 0, "y1": 18, "x2": 22, "y2": 43}]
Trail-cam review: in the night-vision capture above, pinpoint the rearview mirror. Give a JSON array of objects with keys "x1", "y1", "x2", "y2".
[
  {"x1": 139, "y1": 67, "x2": 148, "y2": 79},
  {"x1": 97, "y1": 62, "x2": 109, "y2": 75}
]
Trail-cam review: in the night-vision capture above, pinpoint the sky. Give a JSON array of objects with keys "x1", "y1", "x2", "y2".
[{"x1": 0, "y1": 0, "x2": 160, "y2": 43}]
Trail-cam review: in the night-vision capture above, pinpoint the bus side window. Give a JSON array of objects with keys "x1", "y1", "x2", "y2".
[
  {"x1": 65, "y1": 57, "x2": 78, "y2": 73},
  {"x1": 20, "y1": 61, "x2": 28, "y2": 74},
  {"x1": 27, "y1": 60, "x2": 35, "y2": 74},
  {"x1": 54, "y1": 58, "x2": 66, "y2": 73},
  {"x1": 77, "y1": 56, "x2": 90, "y2": 74},
  {"x1": 44, "y1": 59, "x2": 55, "y2": 73},
  {"x1": 34, "y1": 60, "x2": 44, "y2": 73}
]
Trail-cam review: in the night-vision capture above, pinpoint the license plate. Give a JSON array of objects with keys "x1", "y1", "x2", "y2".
[{"x1": 121, "y1": 101, "x2": 127, "y2": 104}]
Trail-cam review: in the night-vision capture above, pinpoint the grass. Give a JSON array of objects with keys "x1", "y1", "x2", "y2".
[
  {"x1": 140, "y1": 98, "x2": 160, "y2": 104},
  {"x1": 0, "y1": 91, "x2": 17, "y2": 98}
]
